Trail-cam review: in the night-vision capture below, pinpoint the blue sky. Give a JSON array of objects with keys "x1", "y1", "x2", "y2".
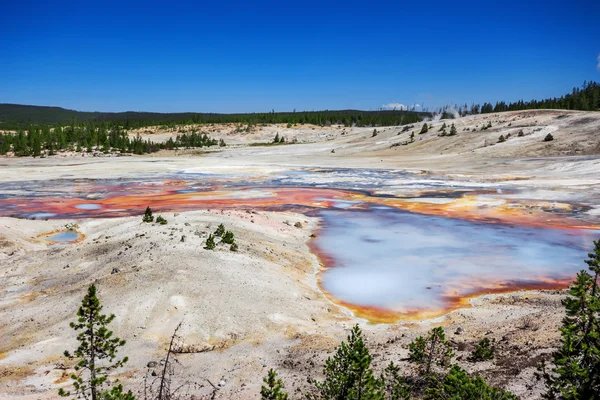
[{"x1": 1, "y1": 0, "x2": 599, "y2": 113}]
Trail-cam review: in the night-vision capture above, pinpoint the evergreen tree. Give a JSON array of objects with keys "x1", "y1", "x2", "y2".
[
  {"x1": 538, "y1": 239, "x2": 600, "y2": 399},
  {"x1": 205, "y1": 234, "x2": 216, "y2": 250},
  {"x1": 408, "y1": 327, "x2": 454, "y2": 374},
  {"x1": 59, "y1": 285, "x2": 132, "y2": 400},
  {"x1": 261, "y1": 369, "x2": 288, "y2": 400},
  {"x1": 273, "y1": 133, "x2": 280, "y2": 143},
  {"x1": 221, "y1": 231, "x2": 235, "y2": 244},
  {"x1": 420, "y1": 124, "x2": 428, "y2": 134},
  {"x1": 142, "y1": 206, "x2": 154, "y2": 223},
  {"x1": 381, "y1": 362, "x2": 411, "y2": 400},
  {"x1": 214, "y1": 223, "x2": 225, "y2": 237},
  {"x1": 449, "y1": 124, "x2": 457, "y2": 136},
  {"x1": 308, "y1": 324, "x2": 384, "y2": 400}
]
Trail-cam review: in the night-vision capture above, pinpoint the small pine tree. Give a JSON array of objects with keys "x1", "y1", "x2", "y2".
[
  {"x1": 372, "y1": 129, "x2": 378, "y2": 137},
  {"x1": 420, "y1": 123, "x2": 428, "y2": 134},
  {"x1": 470, "y1": 338, "x2": 495, "y2": 362},
  {"x1": 204, "y1": 234, "x2": 216, "y2": 250},
  {"x1": 219, "y1": 138, "x2": 226, "y2": 147},
  {"x1": 230, "y1": 242, "x2": 239, "y2": 252},
  {"x1": 538, "y1": 239, "x2": 600, "y2": 399},
  {"x1": 498, "y1": 135, "x2": 505, "y2": 143},
  {"x1": 408, "y1": 327, "x2": 454, "y2": 374},
  {"x1": 59, "y1": 285, "x2": 131, "y2": 400},
  {"x1": 438, "y1": 122, "x2": 447, "y2": 132},
  {"x1": 279, "y1": 136, "x2": 285, "y2": 143},
  {"x1": 142, "y1": 206, "x2": 154, "y2": 223},
  {"x1": 221, "y1": 231, "x2": 235, "y2": 244},
  {"x1": 308, "y1": 324, "x2": 383, "y2": 399},
  {"x1": 449, "y1": 124, "x2": 457, "y2": 136},
  {"x1": 381, "y1": 361, "x2": 411, "y2": 400},
  {"x1": 214, "y1": 223, "x2": 225, "y2": 237},
  {"x1": 410, "y1": 132, "x2": 415, "y2": 143},
  {"x1": 156, "y1": 215, "x2": 167, "y2": 225},
  {"x1": 273, "y1": 133, "x2": 280, "y2": 143},
  {"x1": 261, "y1": 369, "x2": 288, "y2": 400}
]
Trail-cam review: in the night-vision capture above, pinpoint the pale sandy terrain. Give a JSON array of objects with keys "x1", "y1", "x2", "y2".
[{"x1": 1, "y1": 109, "x2": 600, "y2": 399}]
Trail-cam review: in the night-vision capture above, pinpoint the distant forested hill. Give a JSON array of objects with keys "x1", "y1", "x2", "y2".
[{"x1": 0, "y1": 104, "x2": 426, "y2": 130}]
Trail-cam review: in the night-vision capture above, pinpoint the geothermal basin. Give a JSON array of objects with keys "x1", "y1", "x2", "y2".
[{"x1": 1, "y1": 167, "x2": 598, "y2": 323}]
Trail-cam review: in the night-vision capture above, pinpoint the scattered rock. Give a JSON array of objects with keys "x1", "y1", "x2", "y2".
[
  {"x1": 184, "y1": 222, "x2": 191, "y2": 226},
  {"x1": 147, "y1": 361, "x2": 157, "y2": 368},
  {"x1": 454, "y1": 327, "x2": 464, "y2": 335},
  {"x1": 111, "y1": 267, "x2": 120, "y2": 274},
  {"x1": 294, "y1": 222, "x2": 303, "y2": 228}
]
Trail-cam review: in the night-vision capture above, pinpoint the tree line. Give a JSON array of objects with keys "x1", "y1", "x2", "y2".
[
  {"x1": 0, "y1": 104, "x2": 426, "y2": 131},
  {"x1": 440, "y1": 81, "x2": 600, "y2": 117}
]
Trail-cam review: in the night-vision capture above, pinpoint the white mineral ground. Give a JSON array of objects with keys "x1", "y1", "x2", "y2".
[{"x1": 1, "y1": 109, "x2": 600, "y2": 399}]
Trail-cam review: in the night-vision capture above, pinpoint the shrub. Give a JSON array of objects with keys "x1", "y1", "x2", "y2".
[
  {"x1": 156, "y1": 215, "x2": 167, "y2": 225},
  {"x1": 518, "y1": 130, "x2": 524, "y2": 137},
  {"x1": 470, "y1": 338, "x2": 495, "y2": 362},
  {"x1": 544, "y1": 133, "x2": 554, "y2": 142},
  {"x1": 426, "y1": 365, "x2": 516, "y2": 400},
  {"x1": 142, "y1": 206, "x2": 154, "y2": 223},
  {"x1": 204, "y1": 234, "x2": 216, "y2": 250},
  {"x1": 498, "y1": 135, "x2": 505, "y2": 143}
]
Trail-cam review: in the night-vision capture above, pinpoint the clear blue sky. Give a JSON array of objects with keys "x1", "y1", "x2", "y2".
[{"x1": 1, "y1": 0, "x2": 599, "y2": 113}]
